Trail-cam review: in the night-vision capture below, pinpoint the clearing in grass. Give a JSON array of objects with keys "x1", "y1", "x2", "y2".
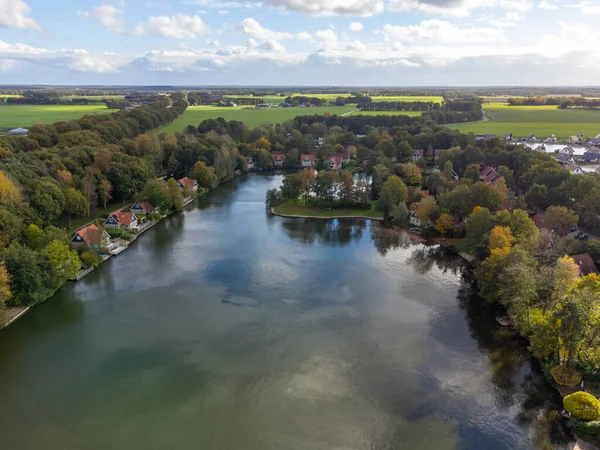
[{"x1": 0, "y1": 104, "x2": 116, "y2": 129}]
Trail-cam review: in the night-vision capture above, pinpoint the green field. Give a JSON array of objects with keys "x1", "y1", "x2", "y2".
[
  {"x1": 452, "y1": 103, "x2": 600, "y2": 139},
  {"x1": 0, "y1": 104, "x2": 116, "y2": 129},
  {"x1": 0, "y1": 94, "x2": 23, "y2": 99},
  {"x1": 61, "y1": 95, "x2": 125, "y2": 100},
  {"x1": 347, "y1": 110, "x2": 423, "y2": 117},
  {"x1": 152, "y1": 105, "x2": 356, "y2": 134},
  {"x1": 224, "y1": 94, "x2": 444, "y2": 105}
]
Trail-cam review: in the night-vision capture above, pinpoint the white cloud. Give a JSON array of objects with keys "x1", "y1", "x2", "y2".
[
  {"x1": 296, "y1": 31, "x2": 313, "y2": 41},
  {"x1": 349, "y1": 21, "x2": 364, "y2": 31},
  {"x1": 566, "y1": 1, "x2": 600, "y2": 14},
  {"x1": 78, "y1": 5, "x2": 124, "y2": 33},
  {"x1": 388, "y1": 0, "x2": 533, "y2": 17},
  {"x1": 259, "y1": 39, "x2": 285, "y2": 52},
  {"x1": 239, "y1": 17, "x2": 293, "y2": 40},
  {"x1": 538, "y1": 1, "x2": 558, "y2": 9},
  {"x1": 315, "y1": 29, "x2": 338, "y2": 42},
  {"x1": 139, "y1": 14, "x2": 210, "y2": 38},
  {"x1": 0, "y1": 0, "x2": 40, "y2": 29},
  {"x1": 383, "y1": 20, "x2": 504, "y2": 43},
  {"x1": 219, "y1": 0, "x2": 383, "y2": 16}
]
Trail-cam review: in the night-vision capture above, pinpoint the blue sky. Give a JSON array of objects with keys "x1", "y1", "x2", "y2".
[{"x1": 1, "y1": 0, "x2": 599, "y2": 85}]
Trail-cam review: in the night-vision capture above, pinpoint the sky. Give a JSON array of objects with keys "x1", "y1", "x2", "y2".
[{"x1": 0, "y1": 0, "x2": 599, "y2": 86}]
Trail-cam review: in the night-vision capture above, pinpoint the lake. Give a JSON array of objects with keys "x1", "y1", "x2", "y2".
[{"x1": 0, "y1": 173, "x2": 571, "y2": 450}]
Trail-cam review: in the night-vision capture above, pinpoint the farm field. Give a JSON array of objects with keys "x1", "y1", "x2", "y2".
[
  {"x1": 0, "y1": 104, "x2": 116, "y2": 129},
  {"x1": 152, "y1": 105, "x2": 356, "y2": 134},
  {"x1": 452, "y1": 103, "x2": 600, "y2": 139},
  {"x1": 347, "y1": 110, "x2": 422, "y2": 117},
  {"x1": 61, "y1": 95, "x2": 125, "y2": 100},
  {"x1": 223, "y1": 94, "x2": 444, "y2": 104}
]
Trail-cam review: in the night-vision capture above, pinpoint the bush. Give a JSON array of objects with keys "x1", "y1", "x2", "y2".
[
  {"x1": 80, "y1": 251, "x2": 101, "y2": 268},
  {"x1": 122, "y1": 232, "x2": 134, "y2": 241},
  {"x1": 568, "y1": 418, "x2": 600, "y2": 436},
  {"x1": 552, "y1": 365, "x2": 582, "y2": 386},
  {"x1": 107, "y1": 228, "x2": 124, "y2": 239},
  {"x1": 564, "y1": 392, "x2": 600, "y2": 421}
]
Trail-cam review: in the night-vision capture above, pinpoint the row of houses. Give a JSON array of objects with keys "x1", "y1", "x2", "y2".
[{"x1": 243, "y1": 152, "x2": 350, "y2": 170}]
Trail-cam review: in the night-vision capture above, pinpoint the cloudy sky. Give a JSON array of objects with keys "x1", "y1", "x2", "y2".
[{"x1": 0, "y1": 0, "x2": 599, "y2": 86}]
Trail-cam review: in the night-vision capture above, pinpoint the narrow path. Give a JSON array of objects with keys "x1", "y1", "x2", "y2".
[{"x1": 341, "y1": 109, "x2": 358, "y2": 117}]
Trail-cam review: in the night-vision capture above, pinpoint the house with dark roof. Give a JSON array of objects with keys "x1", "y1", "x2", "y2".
[
  {"x1": 555, "y1": 153, "x2": 575, "y2": 164},
  {"x1": 572, "y1": 254, "x2": 598, "y2": 276},
  {"x1": 582, "y1": 151, "x2": 600, "y2": 163},
  {"x1": 475, "y1": 134, "x2": 496, "y2": 141},
  {"x1": 412, "y1": 149, "x2": 424, "y2": 161},
  {"x1": 178, "y1": 177, "x2": 198, "y2": 192},
  {"x1": 70, "y1": 224, "x2": 110, "y2": 249},
  {"x1": 131, "y1": 202, "x2": 159, "y2": 216},
  {"x1": 503, "y1": 133, "x2": 513, "y2": 141},
  {"x1": 104, "y1": 209, "x2": 139, "y2": 231}
]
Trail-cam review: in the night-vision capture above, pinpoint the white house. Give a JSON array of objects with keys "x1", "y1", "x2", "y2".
[
  {"x1": 244, "y1": 157, "x2": 255, "y2": 170},
  {"x1": 412, "y1": 149, "x2": 424, "y2": 161},
  {"x1": 272, "y1": 151, "x2": 286, "y2": 167}
]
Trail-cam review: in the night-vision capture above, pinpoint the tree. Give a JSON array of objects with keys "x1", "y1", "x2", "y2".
[
  {"x1": 42, "y1": 240, "x2": 80, "y2": 289},
  {"x1": 0, "y1": 243, "x2": 50, "y2": 305},
  {"x1": 31, "y1": 177, "x2": 66, "y2": 225},
  {"x1": 438, "y1": 184, "x2": 473, "y2": 218},
  {"x1": 193, "y1": 161, "x2": 217, "y2": 189},
  {"x1": 143, "y1": 179, "x2": 169, "y2": 211},
  {"x1": 416, "y1": 196, "x2": 438, "y2": 225},
  {"x1": 314, "y1": 171, "x2": 336, "y2": 206},
  {"x1": 466, "y1": 207, "x2": 495, "y2": 248},
  {"x1": 337, "y1": 170, "x2": 354, "y2": 205},
  {"x1": 166, "y1": 178, "x2": 184, "y2": 211},
  {"x1": 374, "y1": 139, "x2": 396, "y2": 158},
  {"x1": 371, "y1": 164, "x2": 393, "y2": 199},
  {"x1": 392, "y1": 202, "x2": 409, "y2": 225},
  {"x1": 265, "y1": 189, "x2": 282, "y2": 207},
  {"x1": 497, "y1": 166, "x2": 514, "y2": 185},
  {"x1": 489, "y1": 225, "x2": 515, "y2": 251},
  {"x1": 23, "y1": 224, "x2": 43, "y2": 249},
  {"x1": 399, "y1": 163, "x2": 422, "y2": 185},
  {"x1": 493, "y1": 177, "x2": 508, "y2": 204},
  {"x1": 254, "y1": 136, "x2": 271, "y2": 151},
  {"x1": 98, "y1": 179, "x2": 112, "y2": 210},
  {"x1": 296, "y1": 169, "x2": 316, "y2": 204},
  {"x1": 470, "y1": 182, "x2": 503, "y2": 212},
  {"x1": 525, "y1": 184, "x2": 550, "y2": 211},
  {"x1": 544, "y1": 206, "x2": 579, "y2": 233},
  {"x1": 64, "y1": 188, "x2": 90, "y2": 229},
  {"x1": 0, "y1": 261, "x2": 10, "y2": 308},
  {"x1": 464, "y1": 164, "x2": 481, "y2": 183},
  {"x1": 377, "y1": 176, "x2": 407, "y2": 217},
  {"x1": 280, "y1": 174, "x2": 301, "y2": 203},
  {"x1": 435, "y1": 213, "x2": 453, "y2": 236},
  {"x1": 0, "y1": 170, "x2": 22, "y2": 206}
]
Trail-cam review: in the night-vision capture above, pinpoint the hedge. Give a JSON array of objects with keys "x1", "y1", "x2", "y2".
[{"x1": 564, "y1": 392, "x2": 600, "y2": 421}]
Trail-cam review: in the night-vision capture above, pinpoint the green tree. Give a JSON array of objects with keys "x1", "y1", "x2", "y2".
[
  {"x1": 31, "y1": 177, "x2": 66, "y2": 225},
  {"x1": 98, "y1": 179, "x2": 112, "y2": 210},
  {"x1": 416, "y1": 196, "x2": 438, "y2": 225},
  {"x1": 280, "y1": 174, "x2": 301, "y2": 203},
  {"x1": 166, "y1": 178, "x2": 184, "y2": 212},
  {"x1": 525, "y1": 184, "x2": 550, "y2": 211},
  {"x1": 464, "y1": 164, "x2": 481, "y2": 183},
  {"x1": 470, "y1": 182, "x2": 503, "y2": 212},
  {"x1": 0, "y1": 243, "x2": 50, "y2": 305},
  {"x1": 374, "y1": 139, "x2": 396, "y2": 158},
  {"x1": 23, "y1": 224, "x2": 43, "y2": 249},
  {"x1": 443, "y1": 160, "x2": 454, "y2": 181},
  {"x1": 399, "y1": 163, "x2": 423, "y2": 185},
  {"x1": 64, "y1": 188, "x2": 90, "y2": 229},
  {"x1": 42, "y1": 240, "x2": 80, "y2": 289},
  {"x1": 377, "y1": 176, "x2": 407, "y2": 217},
  {"x1": 143, "y1": 179, "x2": 170, "y2": 211},
  {"x1": 337, "y1": 170, "x2": 355, "y2": 205},
  {"x1": 392, "y1": 202, "x2": 409, "y2": 225},
  {"x1": 193, "y1": 161, "x2": 218, "y2": 189},
  {"x1": 544, "y1": 206, "x2": 579, "y2": 233},
  {"x1": 0, "y1": 261, "x2": 10, "y2": 308}
]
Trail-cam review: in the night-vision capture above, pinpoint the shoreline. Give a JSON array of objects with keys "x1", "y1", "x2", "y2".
[{"x1": 0, "y1": 191, "x2": 204, "y2": 330}]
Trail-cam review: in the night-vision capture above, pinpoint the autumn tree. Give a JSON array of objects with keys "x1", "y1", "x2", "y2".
[
  {"x1": 296, "y1": 168, "x2": 316, "y2": 204},
  {"x1": 435, "y1": 213, "x2": 453, "y2": 236},
  {"x1": 0, "y1": 262, "x2": 10, "y2": 308},
  {"x1": 98, "y1": 179, "x2": 112, "y2": 210},
  {"x1": 254, "y1": 136, "x2": 271, "y2": 151},
  {"x1": 42, "y1": 240, "x2": 80, "y2": 289},
  {"x1": 489, "y1": 225, "x2": 515, "y2": 251},
  {"x1": 166, "y1": 178, "x2": 184, "y2": 211},
  {"x1": 464, "y1": 164, "x2": 481, "y2": 183},
  {"x1": 416, "y1": 196, "x2": 438, "y2": 225},
  {"x1": 399, "y1": 163, "x2": 422, "y2": 185},
  {"x1": 544, "y1": 206, "x2": 579, "y2": 233}
]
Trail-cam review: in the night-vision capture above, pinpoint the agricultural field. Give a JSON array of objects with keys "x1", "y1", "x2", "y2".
[
  {"x1": 346, "y1": 110, "x2": 423, "y2": 117},
  {"x1": 223, "y1": 94, "x2": 444, "y2": 105},
  {"x1": 61, "y1": 95, "x2": 125, "y2": 100},
  {"x1": 452, "y1": 103, "x2": 600, "y2": 139},
  {"x1": 0, "y1": 94, "x2": 23, "y2": 99},
  {"x1": 153, "y1": 103, "x2": 428, "y2": 135},
  {"x1": 0, "y1": 104, "x2": 116, "y2": 129}
]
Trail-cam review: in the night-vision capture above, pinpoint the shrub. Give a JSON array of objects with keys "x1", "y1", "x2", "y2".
[
  {"x1": 568, "y1": 418, "x2": 600, "y2": 436},
  {"x1": 552, "y1": 365, "x2": 582, "y2": 386},
  {"x1": 80, "y1": 251, "x2": 101, "y2": 268},
  {"x1": 564, "y1": 392, "x2": 600, "y2": 421},
  {"x1": 107, "y1": 228, "x2": 124, "y2": 239},
  {"x1": 122, "y1": 232, "x2": 134, "y2": 241}
]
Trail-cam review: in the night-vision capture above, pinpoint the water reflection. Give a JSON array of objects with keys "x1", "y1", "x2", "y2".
[{"x1": 279, "y1": 218, "x2": 367, "y2": 247}]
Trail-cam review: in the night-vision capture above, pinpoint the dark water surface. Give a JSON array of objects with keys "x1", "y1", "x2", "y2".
[{"x1": 0, "y1": 174, "x2": 570, "y2": 450}]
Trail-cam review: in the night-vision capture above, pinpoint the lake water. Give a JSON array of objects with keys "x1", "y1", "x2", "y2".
[{"x1": 0, "y1": 173, "x2": 571, "y2": 450}]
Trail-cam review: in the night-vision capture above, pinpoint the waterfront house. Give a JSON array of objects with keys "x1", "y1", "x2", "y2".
[
  {"x1": 131, "y1": 202, "x2": 159, "y2": 216},
  {"x1": 588, "y1": 137, "x2": 600, "y2": 147},
  {"x1": 300, "y1": 154, "x2": 315, "y2": 167},
  {"x1": 244, "y1": 157, "x2": 255, "y2": 170},
  {"x1": 327, "y1": 156, "x2": 343, "y2": 170},
  {"x1": 567, "y1": 164, "x2": 585, "y2": 175},
  {"x1": 504, "y1": 133, "x2": 513, "y2": 141},
  {"x1": 480, "y1": 166, "x2": 497, "y2": 184},
  {"x1": 545, "y1": 134, "x2": 557, "y2": 142},
  {"x1": 572, "y1": 254, "x2": 598, "y2": 276},
  {"x1": 70, "y1": 224, "x2": 110, "y2": 249},
  {"x1": 582, "y1": 151, "x2": 600, "y2": 163},
  {"x1": 534, "y1": 144, "x2": 546, "y2": 153},
  {"x1": 104, "y1": 209, "x2": 138, "y2": 230},
  {"x1": 409, "y1": 210, "x2": 433, "y2": 227},
  {"x1": 412, "y1": 149, "x2": 424, "y2": 161},
  {"x1": 555, "y1": 153, "x2": 575, "y2": 164},
  {"x1": 561, "y1": 147, "x2": 575, "y2": 155},
  {"x1": 475, "y1": 134, "x2": 496, "y2": 141},
  {"x1": 178, "y1": 177, "x2": 198, "y2": 192},
  {"x1": 527, "y1": 134, "x2": 536, "y2": 141},
  {"x1": 272, "y1": 151, "x2": 286, "y2": 167}
]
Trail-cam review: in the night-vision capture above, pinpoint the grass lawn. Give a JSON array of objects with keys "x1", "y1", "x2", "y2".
[
  {"x1": 152, "y1": 105, "x2": 356, "y2": 135},
  {"x1": 273, "y1": 201, "x2": 383, "y2": 219},
  {"x1": 451, "y1": 103, "x2": 600, "y2": 139},
  {"x1": 0, "y1": 104, "x2": 116, "y2": 129},
  {"x1": 61, "y1": 201, "x2": 128, "y2": 234}
]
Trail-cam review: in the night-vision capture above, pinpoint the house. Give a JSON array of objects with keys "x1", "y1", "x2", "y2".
[
  {"x1": 527, "y1": 134, "x2": 537, "y2": 141},
  {"x1": 327, "y1": 156, "x2": 343, "y2": 170},
  {"x1": 131, "y1": 202, "x2": 159, "y2": 216},
  {"x1": 409, "y1": 210, "x2": 432, "y2": 227},
  {"x1": 503, "y1": 133, "x2": 513, "y2": 141},
  {"x1": 412, "y1": 149, "x2": 424, "y2": 161},
  {"x1": 571, "y1": 254, "x2": 598, "y2": 276},
  {"x1": 567, "y1": 164, "x2": 585, "y2": 175},
  {"x1": 104, "y1": 209, "x2": 138, "y2": 230},
  {"x1": 532, "y1": 213, "x2": 579, "y2": 237},
  {"x1": 391, "y1": 154, "x2": 399, "y2": 163},
  {"x1": 8, "y1": 127, "x2": 28, "y2": 135},
  {"x1": 555, "y1": 153, "x2": 575, "y2": 164},
  {"x1": 434, "y1": 149, "x2": 446, "y2": 160},
  {"x1": 300, "y1": 154, "x2": 315, "y2": 167},
  {"x1": 587, "y1": 137, "x2": 600, "y2": 147},
  {"x1": 315, "y1": 137, "x2": 324, "y2": 147},
  {"x1": 475, "y1": 133, "x2": 496, "y2": 141},
  {"x1": 178, "y1": 177, "x2": 198, "y2": 192},
  {"x1": 533, "y1": 144, "x2": 546, "y2": 153},
  {"x1": 480, "y1": 165, "x2": 497, "y2": 184},
  {"x1": 582, "y1": 151, "x2": 600, "y2": 163},
  {"x1": 70, "y1": 224, "x2": 110, "y2": 249},
  {"x1": 560, "y1": 147, "x2": 574, "y2": 155},
  {"x1": 545, "y1": 134, "x2": 557, "y2": 142},
  {"x1": 432, "y1": 165, "x2": 459, "y2": 180},
  {"x1": 244, "y1": 157, "x2": 255, "y2": 170},
  {"x1": 568, "y1": 135, "x2": 581, "y2": 144},
  {"x1": 339, "y1": 150, "x2": 352, "y2": 162},
  {"x1": 272, "y1": 151, "x2": 286, "y2": 167}
]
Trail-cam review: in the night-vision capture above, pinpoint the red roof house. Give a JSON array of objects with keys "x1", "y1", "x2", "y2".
[
  {"x1": 300, "y1": 153, "x2": 315, "y2": 167},
  {"x1": 70, "y1": 224, "x2": 110, "y2": 249},
  {"x1": 572, "y1": 253, "x2": 598, "y2": 276}
]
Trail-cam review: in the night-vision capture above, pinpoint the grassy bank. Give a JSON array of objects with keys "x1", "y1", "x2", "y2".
[
  {"x1": 273, "y1": 201, "x2": 383, "y2": 219},
  {"x1": 0, "y1": 104, "x2": 116, "y2": 128}
]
